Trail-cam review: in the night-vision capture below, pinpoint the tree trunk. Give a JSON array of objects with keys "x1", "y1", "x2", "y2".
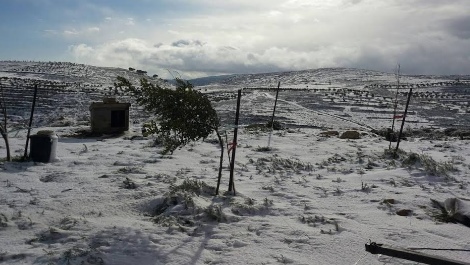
[{"x1": 1, "y1": 131, "x2": 10, "y2": 161}]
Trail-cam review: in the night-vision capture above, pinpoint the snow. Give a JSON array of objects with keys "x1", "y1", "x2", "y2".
[
  {"x1": 1, "y1": 125, "x2": 470, "y2": 264},
  {"x1": 1, "y1": 62, "x2": 470, "y2": 264}
]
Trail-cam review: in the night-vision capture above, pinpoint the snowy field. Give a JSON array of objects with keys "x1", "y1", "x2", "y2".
[{"x1": 1, "y1": 62, "x2": 470, "y2": 264}]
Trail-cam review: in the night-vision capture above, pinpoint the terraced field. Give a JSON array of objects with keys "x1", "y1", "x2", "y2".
[{"x1": 1, "y1": 62, "x2": 469, "y2": 132}]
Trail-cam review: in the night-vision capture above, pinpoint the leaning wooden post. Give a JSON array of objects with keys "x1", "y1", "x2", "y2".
[
  {"x1": 23, "y1": 84, "x2": 38, "y2": 159},
  {"x1": 229, "y1": 89, "x2": 242, "y2": 195},
  {"x1": 267, "y1": 81, "x2": 281, "y2": 148},
  {"x1": 395, "y1": 86, "x2": 413, "y2": 155},
  {"x1": 389, "y1": 64, "x2": 400, "y2": 149}
]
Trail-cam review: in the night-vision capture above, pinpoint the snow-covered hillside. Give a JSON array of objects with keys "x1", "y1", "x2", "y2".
[
  {"x1": 0, "y1": 61, "x2": 163, "y2": 129},
  {"x1": 1, "y1": 61, "x2": 469, "y2": 130},
  {"x1": 1, "y1": 61, "x2": 470, "y2": 265},
  {"x1": 198, "y1": 67, "x2": 470, "y2": 130}
]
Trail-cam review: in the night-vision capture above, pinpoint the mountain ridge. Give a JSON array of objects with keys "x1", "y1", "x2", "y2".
[{"x1": 2, "y1": 60, "x2": 468, "y2": 88}]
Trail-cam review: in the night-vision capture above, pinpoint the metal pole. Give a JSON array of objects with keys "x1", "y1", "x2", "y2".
[
  {"x1": 366, "y1": 242, "x2": 470, "y2": 265},
  {"x1": 268, "y1": 81, "x2": 281, "y2": 147},
  {"x1": 228, "y1": 89, "x2": 241, "y2": 195},
  {"x1": 395, "y1": 86, "x2": 413, "y2": 154},
  {"x1": 23, "y1": 85, "x2": 38, "y2": 159}
]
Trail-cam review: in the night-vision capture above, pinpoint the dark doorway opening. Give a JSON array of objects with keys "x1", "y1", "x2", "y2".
[{"x1": 111, "y1": 110, "x2": 126, "y2": 127}]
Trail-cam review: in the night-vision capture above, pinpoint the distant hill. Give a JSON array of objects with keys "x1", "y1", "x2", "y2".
[
  {"x1": 189, "y1": 68, "x2": 402, "y2": 88},
  {"x1": 2, "y1": 61, "x2": 467, "y2": 88},
  {"x1": 1, "y1": 61, "x2": 469, "y2": 130},
  {"x1": 187, "y1": 74, "x2": 237, "y2": 86},
  {"x1": 0, "y1": 61, "x2": 165, "y2": 129},
  {"x1": 0, "y1": 61, "x2": 163, "y2": 86}
]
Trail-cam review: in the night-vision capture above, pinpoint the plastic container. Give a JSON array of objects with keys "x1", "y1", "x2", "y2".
[{"x1": 29, "y1": 130, "x2": 58, "y2": 163}]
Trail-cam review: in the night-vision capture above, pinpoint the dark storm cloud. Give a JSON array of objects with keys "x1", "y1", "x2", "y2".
[
  {"x1": 346, "y1": 39, "x2": 470, "y2": 75},
  {"x1": 444, "y1": 16, "x2": 470, "y2": 40},
  {"x1": 171, "y1": 40, "x2": 191, "y2": 47},
  {"x1": 171, "y1": 40, "x2": 204, "y2": 47}
]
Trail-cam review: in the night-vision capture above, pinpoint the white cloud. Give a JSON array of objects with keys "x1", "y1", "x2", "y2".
[
  {"x1": 69, "y1": 43, "x2": 94, "y2": 58},
  {"x1": 43, "y1": 29, "x2": 58, "y2": 35},
  {"x1": 281, "y1": 0, "x2": 343, "y2": 9},
  {"x1": 267, "y1": 10, "x2": 282, "y2": 17},
  {"x1": 61, "y1": 27, "x2": 102, "y2": 38},
  {"x1": 125, "y1": 18, "x2": 135, "y2": 26},
  {"x1": 87, "y1": 27, "x2": 100, "y2": 32},
  {"x1": 69, "y1": 39, "x2": 154, "y2": 70},
  {"x1": 63, "y1": 29, "x2": 79, "y2": 36},
  {"x1": 64, "y1": 0, "x2": 470, "y2": 77}
]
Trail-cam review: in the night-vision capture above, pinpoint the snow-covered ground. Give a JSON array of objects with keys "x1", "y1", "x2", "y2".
[
  {"x1": 2, "y1": 125, "x2": 470, "y2": 265},
  {"x1": 1, "y1": 62, "x2": 470, "y2": 264}
]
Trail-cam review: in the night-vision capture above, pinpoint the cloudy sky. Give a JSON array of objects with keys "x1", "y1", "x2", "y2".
[{"x1": 1, "y1": 0, "x2": 469, "y2": 78}]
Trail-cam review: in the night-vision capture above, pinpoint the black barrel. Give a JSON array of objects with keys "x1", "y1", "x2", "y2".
[{"x1": 30, "y1": 131, "x2": 58, "y2": 163}]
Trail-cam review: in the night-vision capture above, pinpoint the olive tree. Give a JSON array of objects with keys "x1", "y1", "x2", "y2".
[{"x1": 115, "y1": 77, "x2": 226, "y2": 193}]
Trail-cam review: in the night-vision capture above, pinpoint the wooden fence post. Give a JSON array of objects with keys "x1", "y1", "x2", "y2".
[
  {"x1": 395, "y1": 86, "x2": 413, "y2": 154},
  {"x1": 24, "y1": 84, "x2": 38, "y2": 159},
  {"x1": 228, "y1": 89, "x2": 241, "y2": 195},
  {"x1": 267, "y1": 81, "x2": 281, "y2": 148}
]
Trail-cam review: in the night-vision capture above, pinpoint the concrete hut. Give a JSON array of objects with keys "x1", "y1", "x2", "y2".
[{"x1": 89, "y1": 98, "x2": 131, "y2": 134}]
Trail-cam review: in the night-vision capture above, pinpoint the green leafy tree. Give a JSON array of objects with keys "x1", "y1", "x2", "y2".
[
  {"x1": 115, "y1": 77, "x2": 220, "y2": 153},
  {"x1": 115, "y1": 77, "x2": 226, "y2": 193}
]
